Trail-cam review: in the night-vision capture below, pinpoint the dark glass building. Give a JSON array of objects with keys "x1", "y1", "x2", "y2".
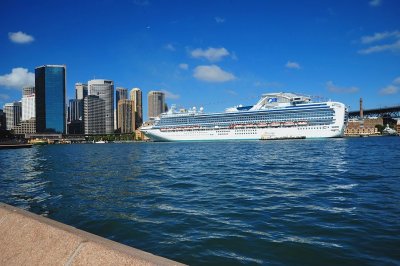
[
  {"x1": 67, "y1": 99, "x2": 84, "y2": 134},
  {"x1": 0, "y1": 109, "x2": 7, "y2": 131},
  {"x1": 116, "y1": 87, "x2": 128, "y2": 130},
  {"x1": 35, "y1": 65, "x2": 66, "y2": 133}
]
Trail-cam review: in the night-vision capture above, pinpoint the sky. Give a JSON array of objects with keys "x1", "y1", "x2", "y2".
[{"x1": 1, "y1": 0, "x2": 400, "y2": 120}]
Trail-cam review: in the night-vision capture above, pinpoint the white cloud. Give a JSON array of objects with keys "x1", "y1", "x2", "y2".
[
  {"x1": 193, "y1": 65, "x2": 236, "y2": 82},
  {"x1": 358, "y1": 40, "x2": 400, "y2": 54},
  {"x1": 215, "y1": 17, "x2": 226, "y2": 23},
  {"x1": 379, "y1": 76, "x2": 400, "y2": 95},
  {"x1": 285, "y1": 61, "x2": 301, "y2": 69},
  {"x1": 254, "y1": 81, "x2": 283, "y2": 89},
  {"x1": 225, "y1": 89, "x2": 238, "y2": 96},
  {"x1": 179, "y1": 63, "x2": 189, "y2": 70},
  {"x1": 162, "y1": 90, "x2": 180, "y2": 99},
  {"x1": 191, "y1": 47, "x2": 230, "y2": 62},
  {"x1": 326, "y1": 81, "x2": 359, "y2": 93},
  {"x1": 379, "y1": 85, "x2": 398, "y2": 95},
  {"x1": 361, "y1": 30, "x2": 400, "y2": 44},
  {"x1": 164, "y1": 43, "x2": 176, "y2": 51},
  {"x1": 359, "y1": 30, "x2": 400, "y2": 54},
  {"x1": 393, "y1": 76, "x2": 400, "y2": 85},
  {"x1": 0, "y1": 68, "x2": 35, "y2": 89},
  {"x1": 8, "y1": 31, "x2": 35, "y2": 44},
  {"x1": 369, "y1": 0, "x2": 382, "y2": 7}
]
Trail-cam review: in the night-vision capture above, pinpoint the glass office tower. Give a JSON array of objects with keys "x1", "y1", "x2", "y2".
[{"x1": 35, "y1": 65, "x2": 66, "y2": 133}]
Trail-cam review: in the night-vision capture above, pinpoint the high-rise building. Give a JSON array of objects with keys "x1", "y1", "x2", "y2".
[
  {"x1": 22, "y1": 86, "x2": 35, "y2": 97},
  {"x1": 68, "y1": 99, "x2": 83, "y2": 122},
  {"x1": 130, "y1": 88, "x2": 143, "y2": 129},
  {"x1": 88, "y1": 79, "x2": 114, "y2": 134},
  {"x1": 22, "y1": 86, "x2": 35, "y2": 121},
  {"x1": 118, "y1": 99, "x2": 135, "y2": 133},
  {"x1": 116, "y1": 87, "x2": 128, "y2": 130},
  {"x1": 75, "y1": 83, "x2": 88, "y2": 100},
  {"x1": 84, "y1": 95, "x2": 106, "y2": 135},
  {"x1": 13, "y1": 119, "x2": 36, "y2": 135},
  {"x1": 67, "y1": 99, "x2": 84, "y2": 134},
  {"x1": 0, "y1": 109, "x2": 6, "y2": 130},
  {"x1": 35, "y1": 65, "x2": 66, "y2": 133},
  {"x1": 3, "y1": 102, "x2": 22, "y2": 130},
  {"x1": 148, "y1": 91, "x2": 165, "y2": 119}
]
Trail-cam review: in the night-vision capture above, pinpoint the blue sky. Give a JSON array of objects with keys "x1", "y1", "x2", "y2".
[{"x1": 1, "y1": 0, "x2": 399, "y2": 119}]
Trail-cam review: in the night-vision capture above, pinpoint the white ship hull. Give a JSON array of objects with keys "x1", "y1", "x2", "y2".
[{"x1": 141, "y1": 124, "x2": 345, "y2": 141}]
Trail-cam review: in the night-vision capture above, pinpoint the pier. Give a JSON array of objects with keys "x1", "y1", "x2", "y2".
[{"x1": 0, "y1": 203, "x2": 184, "y2": 266}]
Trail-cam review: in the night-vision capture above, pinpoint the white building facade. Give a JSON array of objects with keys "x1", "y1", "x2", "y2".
[
  {"x1": 22, "y1": 86, "x2": 35, "y2": 121},
  {"x1": 88, "y1": 79, "x2": 114, "y2": 134}
]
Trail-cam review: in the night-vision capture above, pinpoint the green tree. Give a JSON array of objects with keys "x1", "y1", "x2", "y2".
[{"x1": 375, "y1": 124, "x2": 384, "y2": 134}]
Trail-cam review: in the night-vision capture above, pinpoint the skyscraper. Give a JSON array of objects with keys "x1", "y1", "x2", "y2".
[
  {"x1": 21, "y1": 86, "x2": 35, "y2": 121},
  {"x1": 67, "y1": 83, "x2": 87, "y2": 134},
  {"x1": 3, "y1": 102, "x2": 22, "y2": 130},
  {"x1": 88, "y1": 79, "x2": 114, "y2": 134},
  {"x1": 0, "y1": 109, "x2": 6, "y2": 130},
  {"x1": 116, "y1": 87, "x2": 128, "y2": 130},
  {"x1": 22, "y1": 86, "x2": 35, "y2": 96},
  {"x1": 118, "y1": 99, "x2": 135, "y2": 134},
  {"x1": 75, "y1": 83, "x2": 88, "y2": 100},
  {"x1": 68, "y1": 99, "x2": 83, "y2": 122},
  {"x1": 148, "y1": 91, "x2": 165, "y2": 118},
  {"x1": 84, "y1": 95, "x2": 105, "y2": 135},
  {"x1": 130, "y1": 88, "x2": 143, "y2": 129},
  {"x1": 35, "y1": 65, "x2": 66, "y2": 133}
]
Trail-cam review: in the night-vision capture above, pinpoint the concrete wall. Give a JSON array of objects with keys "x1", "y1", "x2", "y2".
[{"x1": 0, "y1": 203, "x2": 185, "y2": 266}]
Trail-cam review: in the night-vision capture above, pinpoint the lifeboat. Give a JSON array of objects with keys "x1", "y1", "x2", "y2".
[
  {"x1": 284, "y1": 121, "x2": 295, "y2": 126},
  {"x1": 270, "y1": 122, "x2": 280, "y2": 127}
]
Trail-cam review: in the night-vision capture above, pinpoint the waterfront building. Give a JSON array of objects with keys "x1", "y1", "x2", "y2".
[
  {"x1": 68, "y1": 99, "x2": 83, "y2": 122},
  {"x1": 345, "y1": 118, "x2": 383, "y2": 136},
  {"x1": 118, "y1": 99, "x2": 135, "y2": 134},
  {"x1": 148, "y1": 91, "x2": 165, "y2": 119},
  {"x1": 75, "y1": 83, "x2": 88, "y2": 100},
  {"x1": 84, "y1": 95, "x2": 106, "y2": 135},
  {"x1": 67, "y1": 99, "x2": 84, "y2": 134},
  {"x1": 13, "y1": 118, "x2": 36, "y2": 135},
  {"x1": 35, "y1": 65, "x2": 66, "y2": 134},
  {"x1": 22, "y1": 86, "x2": 35, "y2": 121},
  {"x1": 0, "y1": 109, "x2": 6, "y2": 130},
  {"x1": 88, "y1": 79, "x2": 114, "y2": 134},
  {"x1": 22, "y1": 86, "x2": 35, "y2": 97},
  {"x1": 130, "y1": 88, "x2": 143, "y2": 129},
  {"x1": 116, "y1": 87, "x2": 128, "y2": 130},
  {"x1": 3, "y1": 102, "x2": 22, "y2": 130}
]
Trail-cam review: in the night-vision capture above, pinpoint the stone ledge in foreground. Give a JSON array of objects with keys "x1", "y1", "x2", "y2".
[{"x1": 0, "y1": 203, "x2": 185, "y2": 266}]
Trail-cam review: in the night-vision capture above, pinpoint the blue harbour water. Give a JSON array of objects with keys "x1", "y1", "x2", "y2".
[{"x1": 1, "y1": 137, "x2": 400, "y2": 265}]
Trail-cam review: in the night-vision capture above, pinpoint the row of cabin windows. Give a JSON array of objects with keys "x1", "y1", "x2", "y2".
[
  {"x1": 160, "y1": 109, "x2": 334, "y2": 124},
  {"x1": 159, "y1": 111, "x2": 335, "y2": 126}
]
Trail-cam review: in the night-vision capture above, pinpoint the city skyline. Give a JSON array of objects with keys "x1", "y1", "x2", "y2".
[{"x1": 1, "y1": 0, "x2": 400, "y2": 118}]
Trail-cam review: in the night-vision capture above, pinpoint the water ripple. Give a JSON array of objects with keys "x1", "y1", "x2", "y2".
[{"x1": 1, "y1": 138, "x2": 400, "y2": 265}]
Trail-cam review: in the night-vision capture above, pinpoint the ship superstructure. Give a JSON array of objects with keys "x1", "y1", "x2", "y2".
[{"x1": 140, "y1": 92, "x2": 348, "y2": 141}]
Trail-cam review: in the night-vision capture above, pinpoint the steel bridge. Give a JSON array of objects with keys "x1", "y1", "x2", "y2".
[{"x1": 348, "y1": 105, "x2": 400, "y2": 120}]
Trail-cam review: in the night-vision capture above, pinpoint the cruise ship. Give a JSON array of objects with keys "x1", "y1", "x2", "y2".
[{"x1": 140, "y1": 92, "x2": 348, "y2": 141}]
